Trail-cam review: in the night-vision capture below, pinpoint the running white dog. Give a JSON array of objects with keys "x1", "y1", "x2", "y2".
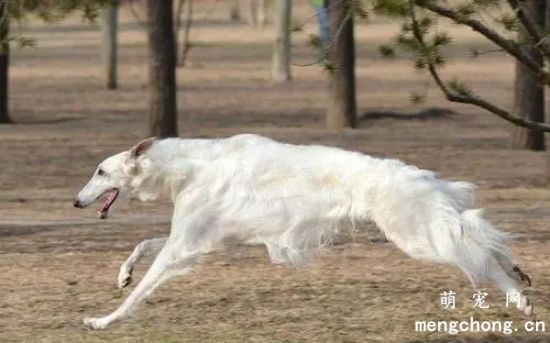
[{"x1": 74, "y1": 134, "x2": 533, "y2": 330}]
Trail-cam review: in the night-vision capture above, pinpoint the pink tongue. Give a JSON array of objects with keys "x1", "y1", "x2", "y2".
[{"x1": 99, "y1": 189, "x2": 119, "y2": 219}]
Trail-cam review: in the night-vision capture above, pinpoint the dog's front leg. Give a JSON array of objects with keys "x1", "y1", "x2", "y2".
[
  {"x1": 84, "y1": 244, "x2": 199, "y2": 330},
  {"x1": 118, "y1": 237, "x2": 167, "y2": 289}
]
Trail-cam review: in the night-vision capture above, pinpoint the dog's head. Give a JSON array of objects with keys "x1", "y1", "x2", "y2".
[{"x1": 73, "y1": 137, "x2": 156, "y2": 219}]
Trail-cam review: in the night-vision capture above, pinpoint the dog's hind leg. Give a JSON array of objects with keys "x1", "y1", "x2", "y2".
[
  {"x1": 494, "y1": 251, "x2": 532, "y2": 287},
  {"x1": 84, "y1": 243, "x2": 199, "y2": 330},
  {"x1": 486, "y1": 258, "x2": 533, "y2": 316},
  {"x1": 117, "y1": 237, "x2": 167, "y2": 289},
  {"x1": 449, "y1": 209, "x2": 533, "y2": 315}
]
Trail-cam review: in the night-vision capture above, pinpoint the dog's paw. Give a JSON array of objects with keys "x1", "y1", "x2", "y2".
[
  {"x1": 512, "y1": 266, "x2": 532, "y2": 287},
  {"x1": 522, "y1": 299, "x2": 534, "y2": 316},
  {"x1": 516, "y1": 296, "x2": 534, "y2": 316},
  {"x1": 117, "y1": 265, "x2": 133, "y2": 289},
  {"x1": 83, "y1": 317, "x2": 109, "y2": 330}
]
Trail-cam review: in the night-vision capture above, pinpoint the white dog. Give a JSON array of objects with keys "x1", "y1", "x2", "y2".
[{"x1": 74, "y1": 134, "x2": 533, "y2": 329}]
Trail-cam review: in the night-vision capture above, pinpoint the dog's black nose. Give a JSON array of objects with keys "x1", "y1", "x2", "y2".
[{"x1": 73, "y1": 199, "x2": 82, "y2": 208}]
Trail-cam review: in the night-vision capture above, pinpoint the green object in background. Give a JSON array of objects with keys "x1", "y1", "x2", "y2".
[{"x1": 311, "y1": 0, "x2": 329, "y2": 46}]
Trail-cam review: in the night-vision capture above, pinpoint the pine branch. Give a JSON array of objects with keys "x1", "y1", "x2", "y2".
[
  {"x1": 408, "y1": 0, "x2": 550, "y2": 133},
  {"x1": 413, "y1": 0, "x2": 550, "y2": 85}
]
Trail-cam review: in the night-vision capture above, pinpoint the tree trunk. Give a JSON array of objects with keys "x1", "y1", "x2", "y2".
[
  {"x1": 177, "y1": 0, "x2": 193, "y2": 66},
  {"x1": 248, "y1": 0, "x2": 258, "y2": 27},
  {"x1": 100, "y1": 1, "x2": 118, "y2": 90},
  {"x1": 174, "y1": 0, "x2": 185, "y2": 35},
  {"x1": 248, "y1": 0, "x2": 266, "y2": 27},
  {"x1": 511, "y1": 0, "x2": 545, "y2": 150},
  {"x1": 326, "y1": 0, "x2": 356, "y2": 129},
  {"x1": 257, "y1": 0, "x2": 267, "y2": 27},
  {"x1": 230, "y1": 0, "x2": 240, "y2": 21},
  {"x1": 0, "y1": 1, "x2": 10, "y2": 124},
  {"x1": 146, "y1": 0, "x2": 178, "y2": 137},
  {"x1": 272, "y1": 0, "x2": 292, "y2": 82}
]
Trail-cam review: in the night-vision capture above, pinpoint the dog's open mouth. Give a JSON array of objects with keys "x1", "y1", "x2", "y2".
[{"x1": 99, "y1": 188, "x2": 119, "y2": 220}]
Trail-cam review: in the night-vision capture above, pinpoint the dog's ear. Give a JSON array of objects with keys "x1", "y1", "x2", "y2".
[{"x1": 130, "y1": 137, "x2": 156, "y2": 158}]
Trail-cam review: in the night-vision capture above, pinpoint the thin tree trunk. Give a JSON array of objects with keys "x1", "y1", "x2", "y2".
[
  {"x1": 174, "y1": 0, "x2": 185, "y2": 35},
  {"x1": 248, "y1": 0, "x2": 258, "y2": 27},
  {"x1": 511, "y1": 0, "x2": 545, "y2": 150},
  {"x1": 230, "y1": 0, "x2": 240, "y2": 21},
  {"x1": 272, "y1": 0, "x2": 292, "y2": 82},
  {"x1": 146, "y1": 0, "x2": 178, "y2": 137},
  {"x1": 257, "y1": 0, "x2": 267, "y2": 27},
  {"x1": 0, "y1": 0, "x2": 10, "y2": 124},
  {"x1": 248, "y1": 0, "x2": 266, "y2": 27},
  {"x1": 100, "y1": 1, "x2": 118, "y2": 90},
  {"x1": 326, "y1": 0, "x2": 356, "y2": 129},
  {"x1": 177, "y1": 0, "x2": 193, "y2": 66}
]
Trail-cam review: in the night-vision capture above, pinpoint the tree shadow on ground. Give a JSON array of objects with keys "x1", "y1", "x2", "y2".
[
  {"x1": 361, "y1": 107, "x2": 456, "y2": 121},
  {"x1": 12, "y1": 117, "x2": 81, "y2": 124}
]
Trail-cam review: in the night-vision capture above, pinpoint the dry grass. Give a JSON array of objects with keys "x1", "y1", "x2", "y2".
[{"x1": 0, "y1": 2, "x2": 548, "y2": 342}]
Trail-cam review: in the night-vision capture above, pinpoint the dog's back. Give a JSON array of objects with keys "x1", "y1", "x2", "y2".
[{"x1": 153, "y1": 135, "x2": 475, "y2": 265}]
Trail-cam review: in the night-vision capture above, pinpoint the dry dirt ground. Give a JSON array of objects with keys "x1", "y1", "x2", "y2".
[{"x1": 0, "y1": 2, "x2": 549, "y2": 343}]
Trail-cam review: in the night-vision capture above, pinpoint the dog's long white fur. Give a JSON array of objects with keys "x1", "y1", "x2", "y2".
[{"x1": 75, "y1": 134, "x2": 532, "y2": 329}]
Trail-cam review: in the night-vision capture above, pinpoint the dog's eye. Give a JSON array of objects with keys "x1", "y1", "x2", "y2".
[{"x1": 97, "y1": 168, "x2": 106, "y2": 176}]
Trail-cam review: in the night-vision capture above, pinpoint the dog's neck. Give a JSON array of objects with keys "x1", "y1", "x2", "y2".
[{"x1": 128, "y1": 139, "x2": 220, "y2": 203}]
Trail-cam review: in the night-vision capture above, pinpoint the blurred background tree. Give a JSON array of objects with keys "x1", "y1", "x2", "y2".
[
  {"x1": 248, "y1": 0, "x2": 267, "y2": 28},
  {"x1": 100, "y1": 0, "x2": 117, "y2": 90},
  {"x1": 174, "y1": 0, "x2": 193, "y2": 67},
  {"x1": 511, "y1": 0, "x2": 545, "y2": 150},
  {"x1": 272, "y1": 0, "x2": 292, "y2": 82},
  {"x1": 0, "y1": 0, "x2": 9, "y2": 123},
  {"x1": 146, "y1": 0, "x2": 177, "y2": 137},
  {"x1": 229, "y1": 0, "x2": 241, "y2": 21},
  {"x1": 326, "y1": 0, "x2": 357, "y2": 129}
]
